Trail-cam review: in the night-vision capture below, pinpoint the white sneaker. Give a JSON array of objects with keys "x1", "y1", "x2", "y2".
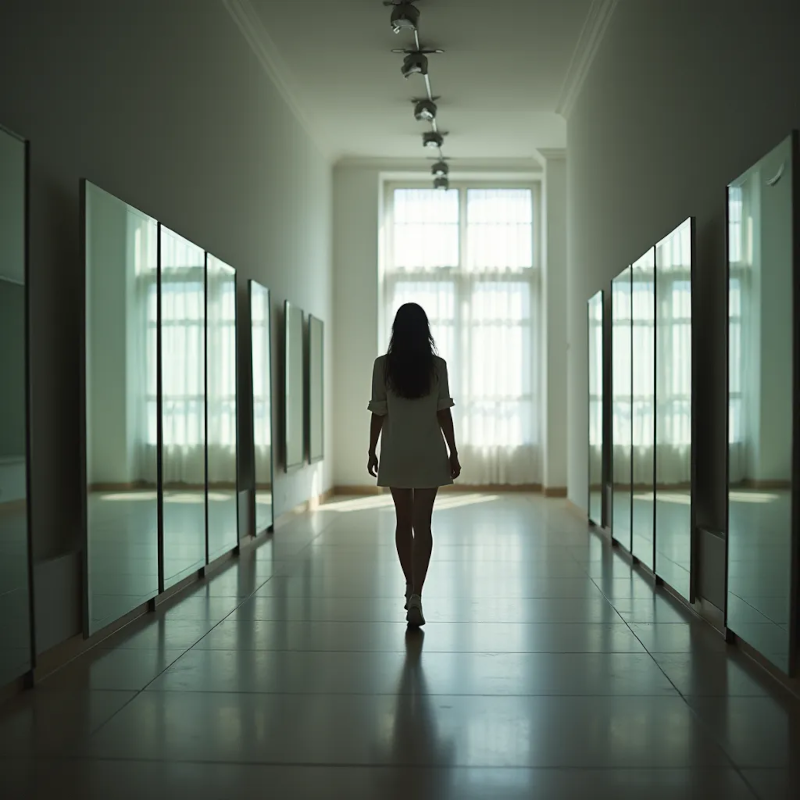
[{"x1": 406, "y1": 594, "x2": 425, "y2": 627}]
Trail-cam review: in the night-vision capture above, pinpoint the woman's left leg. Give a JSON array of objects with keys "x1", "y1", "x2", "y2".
[
  {"x1": 390, "y1": 488, "x2": 414, "y2": 587},
  {"x1": 411, "y1": 487, "x2": 438, "y2": 597}
]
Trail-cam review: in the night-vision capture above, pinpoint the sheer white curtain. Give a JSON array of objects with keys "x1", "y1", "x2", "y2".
[{"x1": 383, "y1": 186, "x2": 540, "y2": 485}]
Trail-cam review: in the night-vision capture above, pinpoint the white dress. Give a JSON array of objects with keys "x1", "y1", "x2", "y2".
[{"x1": 368, "y1": 355, "x2": 455, "y2": 489}]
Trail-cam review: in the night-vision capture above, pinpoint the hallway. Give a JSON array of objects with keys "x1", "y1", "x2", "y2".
[{"x1": 1, "y1": 494, "x2": 797, "y2": 799}]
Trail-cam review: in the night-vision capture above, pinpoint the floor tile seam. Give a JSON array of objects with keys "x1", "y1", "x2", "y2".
[
  {"x1": 679, "y1": 700, "x2": 772, "y2": 795},
  {"x1": 186, "y1": 648, "x2": 651, "y2": 654},
  {"x1": 2, "y1": 754, "x2": 762, "y2": 774},
  {"x1": 139, "y1": 689, "x2": 685, "y2": 698},
  {"x1": 582, "y1": 533, "x2": 754, "y2": 784}
]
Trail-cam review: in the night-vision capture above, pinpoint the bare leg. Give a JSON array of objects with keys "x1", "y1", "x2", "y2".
[
  {"x1": 411, "y1": 487, "x2": 438, "y2": 596},
  {"x1": 391, "y1": 488, "x2": 413, "y2": 586}
]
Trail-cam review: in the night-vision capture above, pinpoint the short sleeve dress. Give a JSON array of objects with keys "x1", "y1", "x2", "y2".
[{"x1": 368, "y1": 355, "x2": 455, "y2": 489}]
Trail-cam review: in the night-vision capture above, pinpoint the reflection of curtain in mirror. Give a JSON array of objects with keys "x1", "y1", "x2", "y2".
[
  {"x1": 632, "y1": 266, "x2": 655, "y2": 485},
  {"x1": 207, "y1": 270, "x2": 236, "y2": 485},
  {"x1": 611, "y1": 278, "x2": 632, "y2": 485},
  {"x1": 727, "y1": 184, "x2": 749, "y2": 483},
  {"x1": 588, "y1": 298, "x2": 603, "y2": 488},
  {"x1": 655, "y1": 227, "x2": 692, "y2": 486},
  {"x1": 383, "y1": 188, "x2": 540, "y2": 485},
  {"x1": 252, "y1": 288, "x2": 272, "y2": 486},
  {"x1": 127, "y1": 211, "x2": 157, "y2": 485}
]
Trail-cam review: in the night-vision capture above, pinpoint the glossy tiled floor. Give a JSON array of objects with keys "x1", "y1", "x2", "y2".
[{"x1": 1, "y1": 493, "x2": 799, "y2": 799}]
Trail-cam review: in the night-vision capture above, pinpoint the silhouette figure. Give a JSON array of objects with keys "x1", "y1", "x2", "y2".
[{"x1": 367, "y1": 303, "x2": 461, "y2": 626}]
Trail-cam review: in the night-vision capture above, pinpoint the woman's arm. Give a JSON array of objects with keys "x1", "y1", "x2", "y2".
[
  {"x1": 437, "y1": 408, "x2": 457, "y2": 456},
  {"x1": 368, "y1": 413, "x2": 384, "y2": 457}
]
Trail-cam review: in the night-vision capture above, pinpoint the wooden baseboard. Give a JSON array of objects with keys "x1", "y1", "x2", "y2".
[
  {"x1": 88, "y1": 482, "x2": 154, "y2": 492},
  {"x1": 544, "y1": 486, "x2": 567, "y2": 498},
  {"x1": 565, "y1": 499, "x2": 588, "y2": 520},
  {"x1": 736, "y1": 479, "x2": 792, "y2": 491},
  {"x1": 331, "y1": 485, "x2": 385, "y2": 496},
  {"x1": 331, "y1": 484, "x2": 544, "y2": 495},
  {"x1": 274, "y1": 487, "x2": 336, "y2": 529}
]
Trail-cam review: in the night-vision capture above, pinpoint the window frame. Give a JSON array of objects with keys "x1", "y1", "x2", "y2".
[{"x1": 380, "y1": 180, "x2": 542, "y2": 448}]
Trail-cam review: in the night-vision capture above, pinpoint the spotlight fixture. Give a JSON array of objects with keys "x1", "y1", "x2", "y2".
[
  {"x1": 401, "y1": 52, "x2": 428, "y2": 79},
  {"x1": 431, "y1": 160, "x2": 449, "y2": 178},
  {"x1": 387, "y1": 2, "x2": 420, "y2": 34},
  {"x1": 413, "y1": 99, "x2": 437, "y2": 122},
  {"x1": 423, "y1": 131, "x2": 444, "y2": 149},
  {"x1": 434, "y1": 176, "x2": 449, "y2": 190}
]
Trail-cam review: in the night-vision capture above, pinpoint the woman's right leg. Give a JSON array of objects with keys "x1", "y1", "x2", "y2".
[
  {"x1": 411, "y1": 487, "x2": 438, "y2": 596},
  {"x1": 390, "y1": 488, "x2": 414, "y2": 587}
]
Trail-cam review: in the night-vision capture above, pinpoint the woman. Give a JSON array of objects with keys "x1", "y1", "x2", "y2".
[{"x1": 367, "y1": 303, "x2": 461, "y2": 627}]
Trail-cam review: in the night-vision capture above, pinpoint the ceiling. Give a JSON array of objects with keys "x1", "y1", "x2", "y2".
[{"x1": 238, "y1": 0, "x2": 598, "y2": 164}]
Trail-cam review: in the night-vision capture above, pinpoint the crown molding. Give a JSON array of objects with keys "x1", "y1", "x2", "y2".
[
  {"x1": 222, "y1": 0, "x2": 330, "y2": 160},
  {"x1": 537, "y1": 148, "x2": 567, "y2": 162},
  {"x1": 556, "y1": 0, "x2": 619, "y2": 120}
]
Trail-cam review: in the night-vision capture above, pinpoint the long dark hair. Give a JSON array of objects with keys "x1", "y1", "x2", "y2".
[{"x1": 385, "y1": 303, "x2": 437, "y2": 399}]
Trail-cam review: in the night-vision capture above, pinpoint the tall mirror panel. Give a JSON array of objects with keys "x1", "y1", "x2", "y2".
[
  {"x1": 611, "y1": 268, "x2": 632, "y2": 549},
  {"x1": 250, "y1": 281, "x2": 273, "y2": 534},
  {"x1": 727, "y1": 134, "x2": 796, "y2": 673},
  {"x1": 588, "y1": 291, "x2": 604, "y2": 525},
  {"x1": 206, "y1": 255, "x2": 237, "y2": 562},
  {"x1": 308, "y1": 315, "x2": 324, "y2": 464},
  {"x1": 0, "y1": 126, "x2": 32, "y2": 681},
  {"x1": 160, "y1": 227, "x2": 206, "y2": 588},
  {"x1": 83, "y1": 182, "x2": 159, "y2": 633},
  {"x1": 284, "y1": 301, "x2": 305, "y2": 472},
  {"x1": 631, "y1": 249, "x2": 656, "y2": 569},
  {"x1": 655, "y1": 219, "x2": 694, "y2": 599}
]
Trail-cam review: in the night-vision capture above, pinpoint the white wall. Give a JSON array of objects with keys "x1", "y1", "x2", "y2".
[
  {"x1": 541, "y1": 152, "x2": 568, "y2": 491},
  {"x1": 566, "y1": 0, "x2": 800, "y2": 533},
  {"x1": 332, "y1": 165, "x2": 381, "y2": 487},
  {"x1": 0, "y1": 0, "x2": 333, "y2": 653}
]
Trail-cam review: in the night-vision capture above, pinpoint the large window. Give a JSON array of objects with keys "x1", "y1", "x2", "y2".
[{"x1": 383, "y1": 186, "x2": 540, "y2": 484}]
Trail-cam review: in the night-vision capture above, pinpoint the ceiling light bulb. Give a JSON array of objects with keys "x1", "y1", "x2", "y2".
[
  {"x1": 414, "y1": 99, "x2": 438, "y2": 122},
  {"x1": 423, "y1": 131, "x2": 444, "y2": 149},
  {"x1": 434, "y1": 176, "x2": 449, "y2": 190},
  {"x1": 431, "y1": 160, "x2": 449, "y2": 177},
  {"x1": 401, "y1": 53, "x2": 428, "y2": 79},
  {"x1": 391, "y1": 3, "x2": 420, "y2": 34}
]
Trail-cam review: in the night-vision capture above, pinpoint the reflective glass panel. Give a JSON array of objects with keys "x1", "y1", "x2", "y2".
[
  {"x1": 160, "y1": 227, "x2": 206, "y2": 587},
  {"x1": 631, "y1": 249, "x2": 656, "y2": 569},
  {"x1": 84, "y1": 182, "x2": 159, "y2": 632},
  {"x1": 206, "y1": 254, "x2": 237, "y2": 561},
  {"x1": 250, "y1": 281, "x2": 273, "y2": 534},
  {"x1": 727, "y1": 134, "x2": 795, "y2": 673},
  {"x1": 0, "y1": 126, "x2": 32, "y2": 678},
  {"x1": 588, "y1": 291, "x2": 604, "y2": 525},
  {"x1": 655, "y1": 219, "x2": 693, "y2": 599},
  {"x1": 611, "y1": 268, "x2": 632, "y2": 549}
]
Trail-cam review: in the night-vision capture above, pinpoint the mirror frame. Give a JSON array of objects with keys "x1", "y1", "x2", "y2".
[{"x1": 0, "y1": 124, "x2": 35, "y2": 679}]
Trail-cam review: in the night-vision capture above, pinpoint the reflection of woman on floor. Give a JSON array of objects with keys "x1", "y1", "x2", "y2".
[
  {"x1": 372, "y1": 629, "x2": 456, "y2": 794},
  {"x1": 367, "y1": 303, "x2": 461, "y2": 626}
]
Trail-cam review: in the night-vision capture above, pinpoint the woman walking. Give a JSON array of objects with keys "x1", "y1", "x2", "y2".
[{"x1": 367, "y1": 303, "x2": 461, "y2": 627}]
